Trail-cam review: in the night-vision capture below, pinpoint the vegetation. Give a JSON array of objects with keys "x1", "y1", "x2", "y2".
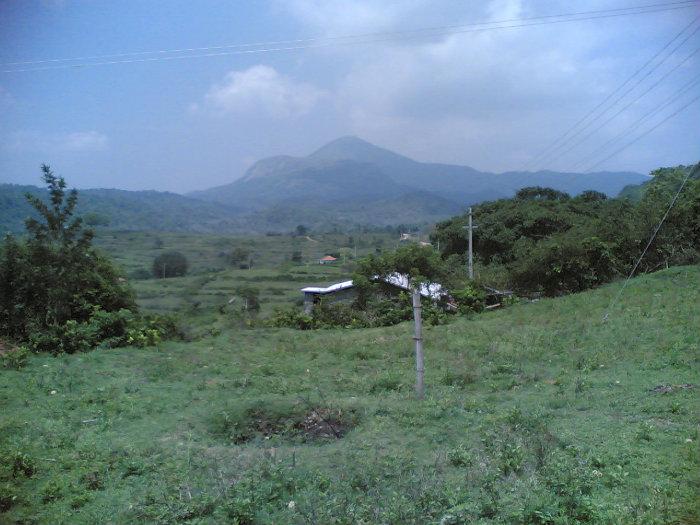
[
  {"x1": 153, "y1": 251, "x2": 189, "y2": 279},
  {"x1": 0, "y1": 168, "x2": 184, "y2": 356},
  {"x1": 1, "y1": 161, "x2": 697, "y2": 523},
  {"x1": 432, "y1": 164, "x2": 699, "y2": 296},
  {"x1": 1, "y1": 266, "x2": 697, "y2": 523},
  {"x1": 0, "y1": 166, "x2": 136, "y2": 350}
]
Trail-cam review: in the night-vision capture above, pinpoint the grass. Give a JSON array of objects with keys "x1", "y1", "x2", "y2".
[
  {"x1": 1, "y1": 265, "x2": 698, "y2": 524},
  {"x1": 93, "y1": 231, "x2": 395, "y2": 317}
]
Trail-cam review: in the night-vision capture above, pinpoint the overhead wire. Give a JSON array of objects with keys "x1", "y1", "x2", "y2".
[
  {"x1": 525, "y1": 17, "x2": 700, "y2": 171},
  {"x1": 569, "y1": 74, "x2": 700, "y2": 171},
  {"x1": 602, "y1": 161, "x2": 700, "y2": 321},
  {"x1": 584, "y1": 93, "x2": 700, "y2": 172},
  {"x1": 1, "y1": 1, "x2": 697, "y2": 73},
  {"x1": 5, "y1": 0, "x2": 696, "y2": 68},
  {"x1": 550, "y1": 43, "x2": 700, "y2": 168}
]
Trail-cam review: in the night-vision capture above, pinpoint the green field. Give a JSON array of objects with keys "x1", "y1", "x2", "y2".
[
  {"x1": 1, "y1": 264, "x2": 698, "y2": 524},
  {"x1": 93, "y1": 231, "x2": 397, "y2": 318}
]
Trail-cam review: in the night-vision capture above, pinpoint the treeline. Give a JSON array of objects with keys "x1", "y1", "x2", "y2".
[{"x1": 431, "y1": 164, "x2": 700, "y2": 296}]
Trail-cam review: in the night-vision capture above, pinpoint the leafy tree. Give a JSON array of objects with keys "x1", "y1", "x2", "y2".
[
  {"x1": 0, "y1": 165, "x2": 135, "y2": 344},
  {"x1": 295, "y1": 224, "x2": 309, "y2": 236},
  {"x1": 431, "y1": 163, "x2": 699, "y2": 297},
  {"x1": 515, "y1": 186, "x2": 570, "y2": 201},
  {"x1": 230, "y1": 247, "x2": 250, "y2": 266},
  {"x1": 235, "y1": 285, "x2": 261, "y2": 312},
  {"x1": 290, "y1": 250, "x2": 303, "y2": 263},
  {"x1": 153, "y1": 251, "x2": 188, "y2": 278}
]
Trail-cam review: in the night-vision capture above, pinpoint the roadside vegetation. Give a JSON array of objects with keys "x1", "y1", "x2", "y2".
[{"x1": 433, "y1": 165, "x2": 699, "y2": 296}]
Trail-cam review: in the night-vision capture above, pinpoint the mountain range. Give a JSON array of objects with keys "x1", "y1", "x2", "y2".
[{"x1": 1, "y1": 136, "x2": 648, "y2": 234}]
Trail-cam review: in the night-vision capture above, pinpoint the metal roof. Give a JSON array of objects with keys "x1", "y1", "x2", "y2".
[{"x1": 301, "y1": 273, "x2": 446, "y2": 300}]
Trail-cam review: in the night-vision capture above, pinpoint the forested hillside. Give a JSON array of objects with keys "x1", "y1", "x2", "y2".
[{"x1": 433, "y1": 163, "x2": 700, "y2": 296}]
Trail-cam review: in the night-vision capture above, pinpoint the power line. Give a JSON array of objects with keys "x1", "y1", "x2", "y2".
[
  {"x1": 8, "y1": 1, "x2": 695, "y2": 67},
  {"x1": 526, "y1": 17, "x2": 700, "y2": 170},
  {"x1": 570, "y1": 74, "x2": 700, "y2": 171},
  {"x1": 520, "y1": 13, "x2": 700, "y2": 171},
  {"x1": 602, "y1": 161, "x2": 699, "y2": 321},
  {"x1": 551, "y1": 44, "x2": 700, "y2": 168},
  {"x1": 584, "y1": 92, "x2": 700, "y2": 172},
  {"x1": 2, "y1": 2, "x2": 697, "y2": 73}
]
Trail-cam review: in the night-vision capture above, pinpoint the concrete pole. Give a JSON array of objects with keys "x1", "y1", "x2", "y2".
[
  {"x1": 412, "y1": 287, "x2": 425, "y2": 400},
  {"x1": 468, "y1": 207, "x2": 474, "y2": 280}
]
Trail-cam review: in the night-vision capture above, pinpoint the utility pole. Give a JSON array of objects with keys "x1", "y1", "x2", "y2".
[
  {"x1": 412, "y1": 287, "x2": 424, "y2": 400},
  {"x1": 468, "y1": 207, "x2": 474, "y2": 280}
]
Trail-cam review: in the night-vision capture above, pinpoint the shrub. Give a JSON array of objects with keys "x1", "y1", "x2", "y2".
[
  {"x1": 152, "y1": 251, "x2": 188, "y2": 278},
  {"x1": 451, "y1": 284, "x2": 486, "y2": 313},
  {"x1": 0, "y1": 345, "x2": 30, "y2": 370},
  {"x1": 24, "y1": 309, "x2": 180, "y2": 354}
]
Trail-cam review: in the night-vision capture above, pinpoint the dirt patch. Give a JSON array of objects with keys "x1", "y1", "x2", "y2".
[
  {"x1": 297, "y1": 408, "x2": 352, "y2": 439},
  {"x1": 210, "y1": 400, "x2": 359, "y2": 444}
]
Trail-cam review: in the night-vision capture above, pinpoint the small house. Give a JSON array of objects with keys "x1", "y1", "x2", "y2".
[
  {"x1": 319, "y1": 255, "x2": 338, "y2": 265},
  {"x1": 301, "y1": 273, "x2": 451, "y2": 314}
]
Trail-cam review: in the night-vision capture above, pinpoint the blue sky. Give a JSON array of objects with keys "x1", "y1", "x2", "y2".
[{"x1": 1, "y1": 0, "x2": 698, "y2": 192}]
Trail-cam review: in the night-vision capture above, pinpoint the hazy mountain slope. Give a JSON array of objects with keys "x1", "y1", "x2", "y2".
[
  {"x1": 247, "y1": 191, "x2": 465, "y2": 231},
  {"x1": 191, "y1": 159, "x2": 408, "y2": 211},
  {"x1": 1, "y1": 138, "x2": 653, "y2": 235},
  {"x1": 189, "y1": 136, "x2": 648, "y2": 209},
  {"x1": 0, "y1": 184, "x2": 245, "y2": 235},
  {"x1": 618, "y1": 164, "x2": 698, "y2": 201}
]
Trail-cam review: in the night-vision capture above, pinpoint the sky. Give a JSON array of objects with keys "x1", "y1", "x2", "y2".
[{"x1": 0, "y1": 0, "x2": 699, "y2": 193}]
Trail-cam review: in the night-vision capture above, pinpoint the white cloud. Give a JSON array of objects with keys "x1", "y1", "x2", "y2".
[
  {"x1": 279, "y1": 0, "x2": 697, "y2": 172},
  {"x1": 199, "y1": 65, "x2": 326, "y2": 118}
]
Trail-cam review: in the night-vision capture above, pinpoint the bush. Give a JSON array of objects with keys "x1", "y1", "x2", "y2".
[
  {"x1": 153, "y1": 251, "x2": 188, "y2": 278},
  {"x1": 451, "y1": 284, "x2": 486, "y2": 313},
  {"x1": 24, "y1": 309, "x2": 181, "y2": 354},
  {"x1": 0, "y1": 345, "x2": 30, "y2": 370}
]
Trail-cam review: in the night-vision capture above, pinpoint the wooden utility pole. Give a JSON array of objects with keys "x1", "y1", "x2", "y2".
[{"x1": 412, "y1": 287, "x2": 425, "y2": 400}]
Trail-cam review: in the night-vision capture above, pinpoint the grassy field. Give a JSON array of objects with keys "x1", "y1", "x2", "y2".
[
  {"x1": 1, "y1": 265, "x2": 698, "y2": 524},
  {"x1": 93, "y1": 231, "x2": 397, "y2": 318}
]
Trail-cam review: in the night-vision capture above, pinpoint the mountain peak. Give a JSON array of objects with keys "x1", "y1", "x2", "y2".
[{"x1": 309, "y1": 136, "x2": 414, "y2": 167}]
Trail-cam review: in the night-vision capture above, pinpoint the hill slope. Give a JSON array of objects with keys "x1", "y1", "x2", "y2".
[
  {"x1": 1, "y1": 266, "x2": 697, "y2": 522},
  {"x1": 618, "y1": 163, "x2": 699, "y2": 201},
  {"x1": 190, "y1": 136, "x2": 648, "y2": 209},
  {"x1": 1, "y1": 137, "x2": 649, "y2": 234},
  {"x1": 0, "y1": 184, "x2": 246, "y2": 235}
]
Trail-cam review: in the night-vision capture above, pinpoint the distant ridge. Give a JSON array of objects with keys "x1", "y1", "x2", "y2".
[
  {"x1": 1, "y1": 137, "x2": 649, "y2": 234},
  {"x1": 188, "y1": 135, "x2": 648, "y2": 213}
]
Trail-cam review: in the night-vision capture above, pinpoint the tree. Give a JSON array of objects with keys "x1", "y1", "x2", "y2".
[
  {"x1": 355, "y1": 244, "x2": 450, "y2": 400},
  {"x1": 235, "y1": 285, "x2": 261, "y2": 312},
  {"x1": 230, "y1": 247, "x2": 250, "y2": 266},
  {"x1": 0, "y1": 165, "x2": 135, "y2": 345},
  {"x1": 153, "y1": 251, "x2": 188, "y2": 278},
  {"x1": 295, "y1": 224, "x2": 309, "y2": 237}
]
